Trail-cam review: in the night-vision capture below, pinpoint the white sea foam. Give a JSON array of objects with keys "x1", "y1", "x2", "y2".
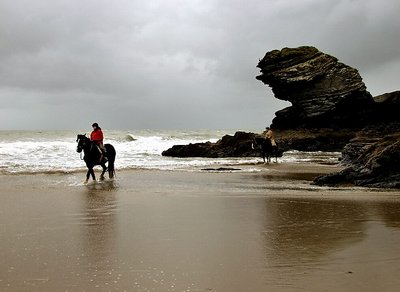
[{"x1": 0, "y1": 130, "x2": 341, "y2": 174}]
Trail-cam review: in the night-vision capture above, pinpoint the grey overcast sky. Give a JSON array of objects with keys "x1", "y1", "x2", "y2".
[{"x1": 1, "y1": 0, "x2": 399, "y2": 130}]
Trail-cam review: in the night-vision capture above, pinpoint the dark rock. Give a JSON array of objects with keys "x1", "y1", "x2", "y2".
[
  {"x1": 162, "y1": 128, "x2": 351, "y2": 158},
  {"x1": 314, "y1": 131, "x2": 400, "y2": 188},
  {"x1": 340, "y1": 123, "x2": 397, "y2": 164},
  {"x1": 372, "y1": 91, "x2": 400, "y2": 123},
  {"x1": 202, "y1": 167, "x2": 242, "y2": 172},
  {"x1": 161, "y1": 141, "x2": 216, "y2": 158},
  {"x1": 274, "y1": 128, "x2": 356, "y2": 152},
  {"x1": 256, "y1": 46, "x2": 376, "y2": 129},
  {"x1": 162, "y1": 132, "x2": 258, "y2": 158},
  {"x1": 215, "y1": 131, "x2": 257, "y2": 157}
]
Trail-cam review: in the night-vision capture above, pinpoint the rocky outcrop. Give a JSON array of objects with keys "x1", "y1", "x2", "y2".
[
  {"x1": 312, "y1": 97, "x2": 400, "y2": 188},
  {"x1": 162, "y1": 131, "x2": 258, "y2": 158},
  {"x1": 162, "y1": 129, "x2": 354, "y2": 158},
  {"x1": 273, "y1": 128, "x2": 355, "y2": 152},
  {"x1": 256, "y1": 46, "x2": 376, "y2": 129},
  {"x1": 314, "y1": 128, "x2": 400, "y2": 188}
]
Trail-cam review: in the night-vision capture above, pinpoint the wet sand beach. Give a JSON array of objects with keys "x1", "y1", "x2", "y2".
[{"x1": 1, "y1": 163, "x2": 400, "y2": 291}]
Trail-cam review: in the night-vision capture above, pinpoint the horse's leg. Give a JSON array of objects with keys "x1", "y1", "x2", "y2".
[
  {"x1": 91, "y1": 168, "x2": 96, "y2": 181},
  {"x1": 265, "y1": 148, "x2": 271, "y2": 164},
  {"x1": 84, "y1": 168, "x2": 91, "y2": 184},
  {"x1": 100, "y1": 163, "x2": 107, "y2": 180},
  {"x1": 86, "y1": 165, "x2": 96, "y2": 182}
]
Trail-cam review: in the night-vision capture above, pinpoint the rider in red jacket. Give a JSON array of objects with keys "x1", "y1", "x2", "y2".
[
  {"x1": 90, "y1": 123, "x2": 104, "y2": 144},
  {"x1": 90, "y1": 123, "x2": 106, "y2": 161}
]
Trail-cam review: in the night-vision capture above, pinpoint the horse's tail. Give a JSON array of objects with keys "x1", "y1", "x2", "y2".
[{"x1": 105, "y1": 144, "x2": 116, "y2": 179}]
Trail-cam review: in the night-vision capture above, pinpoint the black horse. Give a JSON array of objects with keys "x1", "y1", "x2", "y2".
[
  {"x1": 76, "y1": 134, "x2": 116, "y2": 183},
  {"x1": 252, "y1": 136, "x2": 279, "y2": 163}
]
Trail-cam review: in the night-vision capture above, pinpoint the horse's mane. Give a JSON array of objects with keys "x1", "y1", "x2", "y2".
[{"x1": 76, "y1": 134, "x2": 89, "y2": 142}]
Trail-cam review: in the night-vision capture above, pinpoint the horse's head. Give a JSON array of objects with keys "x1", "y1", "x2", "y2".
[{"x1": 76, "y1": 134, "x2": 89, "y2": 153}]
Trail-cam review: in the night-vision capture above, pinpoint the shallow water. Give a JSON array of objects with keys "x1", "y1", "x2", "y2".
[{"x1": 1, "y1": 170, "x2": 400, "y2": 291}]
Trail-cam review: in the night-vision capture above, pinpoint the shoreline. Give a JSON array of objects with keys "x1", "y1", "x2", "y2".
[
  {"x1": 2, "y1": 162, "x2": 398, "y2": 197},
  {"x1": 1, "y1": 162, "x2": 400, "y2": 291},
  {"x1": 0, "y1": 160, "x2": 342, "y2": 174}
]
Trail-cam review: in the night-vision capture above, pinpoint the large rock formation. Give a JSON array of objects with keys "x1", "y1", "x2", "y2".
[
  {"x1": 256, "y1": 46, "x2": 376, "y2": 129},
  {"x1": 256, "y1": 46, "x2": 400, "y2": 187},
  {"x1": 163, "y1": 46, "x2": 400, "y2": 187}
]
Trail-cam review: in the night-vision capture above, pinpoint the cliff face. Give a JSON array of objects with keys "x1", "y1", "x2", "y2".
[{"x1": 256, "y1": 46, "x2": 375, "y2": 129}]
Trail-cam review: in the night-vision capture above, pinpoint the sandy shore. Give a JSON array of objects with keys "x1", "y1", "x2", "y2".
[{"x1": 1, "y1": 163, "x2": 400, "y2": 291}]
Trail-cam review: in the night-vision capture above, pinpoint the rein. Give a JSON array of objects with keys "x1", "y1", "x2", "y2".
[
  {"x1": 77, "y1": 136, "x2": 88, "y2": 160},
  {"x1": 78, "y1": 137, "x2": 97, "y2": 162}
]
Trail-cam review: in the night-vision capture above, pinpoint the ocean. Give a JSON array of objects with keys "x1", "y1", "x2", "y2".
[{"x1": 0, "y1": 129, "x2": 341, "y2": 174}]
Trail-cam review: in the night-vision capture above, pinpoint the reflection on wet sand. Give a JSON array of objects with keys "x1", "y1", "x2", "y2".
[
  {"x1": 84, "y1": 179, "x2": 119, "y2": 191},
  {"x1": 1, "y1": 171, "x2": 400, "y2": 291},
  {"x1": 80, "y1": 181, "x2": 119, "y2": 280},
  {"x1": 263, "y1": 198, "x2": 367, "y2": 263},
  {"x1": 376, "y1": 201, "x2": 400, "y2": 228},
  {"x1": 260, "y1": 196, "x2": 400, "y2": 291}
]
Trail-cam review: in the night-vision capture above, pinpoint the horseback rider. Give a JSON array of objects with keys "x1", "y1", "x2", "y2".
[
  {"x1": 90, "y1": 123, "x2": 106, "y2": 162},
  {"x1": 262, "y1": 127, "x2": 277, "y2": 147}
]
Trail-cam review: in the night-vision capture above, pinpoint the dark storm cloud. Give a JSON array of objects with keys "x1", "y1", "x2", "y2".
[{"x1": 0, "y1": 0, "x2": 399, "y2": 130}]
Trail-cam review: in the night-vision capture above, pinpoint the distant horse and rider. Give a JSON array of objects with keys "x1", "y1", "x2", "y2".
[
  {"x1": 76, "y1": 123, "x2": 116, "y2": 183},
  {"x1": 252, "y1": 127, "x2": 281, "y2": 163}
]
